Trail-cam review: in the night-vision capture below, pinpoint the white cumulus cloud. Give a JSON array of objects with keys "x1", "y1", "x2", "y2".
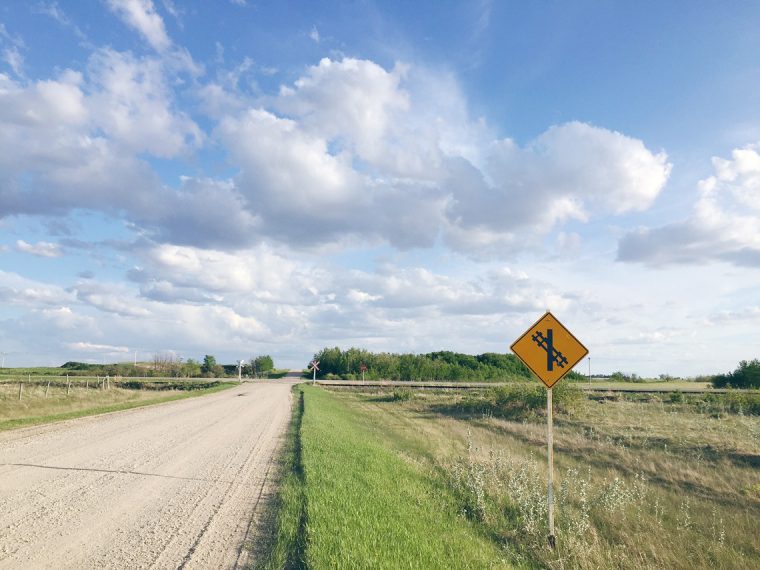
[
  {"x1": 618, "y1": 145, "x2": 760, "y2": 266},
  {"x1": 107, "y1": 0, "x2": 171, "y2": 52}
]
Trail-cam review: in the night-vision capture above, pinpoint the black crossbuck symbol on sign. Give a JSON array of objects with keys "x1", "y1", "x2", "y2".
[{"x1": 531, "y1": 329, "x2": 568, "y2": 371}]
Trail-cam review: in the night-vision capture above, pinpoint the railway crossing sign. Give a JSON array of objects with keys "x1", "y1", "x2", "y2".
[
  {"x1": 510, "y1": 310, "x2": 588, "y2": 549},
  {"x1": 510, "y1": 311, "x2": 588, "y2": 388},
  {"x1": 309, "y1": 360, "x2": 319, "y2": 383}
]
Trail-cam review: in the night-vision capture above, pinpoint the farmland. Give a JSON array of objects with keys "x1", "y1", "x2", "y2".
[
  {"x1": 262, "y1": 384, "x2": 760, "y2": 569},
  {"x1": 0, "y1": 377, "x2": 234, "y2": 431}
]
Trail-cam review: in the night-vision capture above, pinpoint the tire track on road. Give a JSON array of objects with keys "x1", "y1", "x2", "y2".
[{"x1": 0, "y1": 381, "x2": 295, "y2": 569}]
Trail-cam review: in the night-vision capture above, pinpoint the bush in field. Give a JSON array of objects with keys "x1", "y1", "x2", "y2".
[
  {"x1": 712, "y1": 359, "x2": 760, "y2": 389},
  {"x1": 391, "y1": 387, "x2": 413, "y2": 401},
  {"x1": 447, "y1": 382, "x2": 582, "y2": 420},
  {"x1": 669, "y1": 392, "x2": 684, "y2": 403},
  {"x1": 723, "y1": 392, "x2": 760, "y2": 415}
]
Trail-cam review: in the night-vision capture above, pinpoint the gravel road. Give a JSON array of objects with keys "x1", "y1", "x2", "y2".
[{"x1": 0, "y1": 380, "x2": 296, "y2": 569}]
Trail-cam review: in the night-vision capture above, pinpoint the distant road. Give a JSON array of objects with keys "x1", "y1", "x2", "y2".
[{"x1": 0, "y1": 379, "x2": 298, "y2": 569}]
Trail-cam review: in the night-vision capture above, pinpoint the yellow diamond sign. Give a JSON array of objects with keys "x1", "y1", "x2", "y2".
[{"x1": 510, "y1": 311, "x2": 588, "y2": 388}]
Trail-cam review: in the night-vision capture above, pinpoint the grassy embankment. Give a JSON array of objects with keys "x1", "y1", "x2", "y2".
[
  {"x1": 258, "y1": 385, "x2": 514, "y2": 569},
  {"x1": 0, "y1": 380, "x2": 235, "y2": 431},
  {"x1": 260, "y1": 384, "x2": 759, "y2": 569}
]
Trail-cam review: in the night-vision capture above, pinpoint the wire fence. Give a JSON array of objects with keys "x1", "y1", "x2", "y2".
[{"x1": 0, "y1": 375, "x2": 223, "y2": 401}]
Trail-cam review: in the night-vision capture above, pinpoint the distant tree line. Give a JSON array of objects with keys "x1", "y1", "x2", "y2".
[
  {"x1": 308, "y1": 347, "x2": 545, "y2": 381},
  {"x1": 712, "y1": 359, "x2": 760, "y2": 389},
  {"x1": 59, "y1": 352, "x2": 276, "y2": 379}
]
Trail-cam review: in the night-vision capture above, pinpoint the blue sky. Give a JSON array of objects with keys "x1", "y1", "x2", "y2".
[{"x1": 0, "y1": 1, "x2": 759, "y2": 376}]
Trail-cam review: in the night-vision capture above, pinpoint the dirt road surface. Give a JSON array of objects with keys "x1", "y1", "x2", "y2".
[{"x1": 0, "y1": 380, "x2": 296, "y2": 569}]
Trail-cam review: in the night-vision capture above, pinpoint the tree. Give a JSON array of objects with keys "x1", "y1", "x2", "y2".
[
  {"x1": 713, "y1": 359, "x2": 760, "y2": 389},
  {"x1": 308, "y1": 347, "x2": 536, "y2": 382},
  {"x1": 201, "y1": 355, "x2": 223, "y2": 377},
  {"x1": 252, "y1": 355, "x2": 274, "y2": 377},
  {"x1": 182, "y1": 358, "x2": 202, "y2": 378}
]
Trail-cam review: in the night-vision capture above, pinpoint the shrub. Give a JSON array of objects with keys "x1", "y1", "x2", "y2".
[
  {"x1": 391, "y1": 388, "x2": 413, "y2": 401},
  {"x1": 454, "y1": 381, "x2": 582, "y2": 420},
  {"x1": 669, "y1": 392, "x2": 684, "y2": 404},
  {"x1": 723, "y1": 392, "x2": 760, "y2": 415}
]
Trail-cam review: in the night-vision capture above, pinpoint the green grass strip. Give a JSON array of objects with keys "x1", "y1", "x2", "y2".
[
  {"x1": 0, "y1": 382, "x2": 236, "y2": 432},
  {"x1": 278, "y1": 385, "x2": 510, "y2": 569},
  {"x1": 256, "y1": 386, "x2": 308, "y2": 570}
]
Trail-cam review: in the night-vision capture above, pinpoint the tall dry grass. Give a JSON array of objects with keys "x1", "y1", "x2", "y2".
[{"x1": 338, "y1": 388, "x2": 759, "y2": 569}]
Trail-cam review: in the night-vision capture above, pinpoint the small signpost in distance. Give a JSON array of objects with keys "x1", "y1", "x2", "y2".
[
  {"x1": 510, "y1": 311, "x2": 588, "y2": 549},
  {"x1": 360, "y1": 363, "x2": 367, "y2": 383},
  {"x1": 309, "y1": 360, "x2": 320, "y2": 384}
]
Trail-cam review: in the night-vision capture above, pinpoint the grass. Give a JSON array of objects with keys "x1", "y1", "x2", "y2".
[
  {"x1": 0, "y1": 381, "x2": 236, "y2": 431},
  {"x1": 256, "y1": 386, "x2": 307, "y2": 570},
  {"x1": 257, "y1": 385, "x2": 514, "y2": 569},
  {"x1": 581, "y1": 381, "x2": 715, "y2": 391},
  {"x1": 0, "y1": 367, "x2": 68, "y2": 376},
  {"x1": 312, "y1": 387, "x2": 759, "y2": 569}
]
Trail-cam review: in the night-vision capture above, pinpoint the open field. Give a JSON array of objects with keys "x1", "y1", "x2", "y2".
[
  {"x1": 0, "y1": 367, "x2": 76, "y2": 377},
  {"x1": 314, "y1": 379, "x2": 743, "y2": 393},
  {"x1": 1, "y1": 375, "x2": 229, "y2": 385},
  {"x1": 580, "y1": 381, "x2": 715, "y2": 392},
  {"x1": 265, "y1": 384, "x2": 759, "y2": 569},
  {"x1": 0, "y1": 380, "x2": 234, "y2": 431},
  {"x1": 0, "y1": 380, "x2": 295, "y2": 568}
]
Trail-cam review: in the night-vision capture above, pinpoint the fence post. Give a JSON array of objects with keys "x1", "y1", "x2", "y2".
[
  {"x1": 86, "y1": 377, "x2": 89, "y2": 389},
  {"x1": 66, "y1": 374, "x2": 71, "y2": 396},
  {"x1": 45, "y1": 379, "x2": 50, "y2": 397},
  {"x1": 18, "y1": 381, "x2": 22, "y2": 400}
]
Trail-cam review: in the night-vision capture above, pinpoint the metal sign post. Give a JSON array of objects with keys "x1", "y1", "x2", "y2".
[
  {"x1": 546, "y1": 387, "x2": 555, "y2": 549},
  {"x1": 360, "y1": 363, "x2": 367, "y2": 383},
  {"x1": 510, "y1": 311, "x2": 588, "y2": 550}
]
